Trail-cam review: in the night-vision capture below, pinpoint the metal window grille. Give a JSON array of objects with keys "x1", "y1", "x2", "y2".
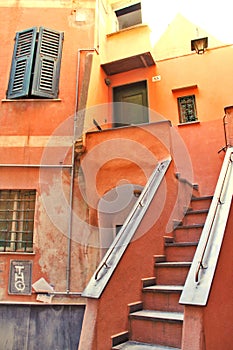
[
  {"x1": 178, "y1": 95, "x2": 197, "y2": 123},
  {"x1": 0, "y1": 190, "x2": 36, "y2": 252}
]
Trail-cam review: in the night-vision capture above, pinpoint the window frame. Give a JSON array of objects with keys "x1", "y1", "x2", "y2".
[
  {"x1": 113, "y1": 1, "x2": 142, "y2": 30},
  {"x1": 177, "y1": 94, "x2": 198, "y2": 124},
  {"x1": 7, "y1": 27, "x2": 64, "y2": 100},
  {"x1": 0, "y1": 190, "x2": 36, "y2": 253}
]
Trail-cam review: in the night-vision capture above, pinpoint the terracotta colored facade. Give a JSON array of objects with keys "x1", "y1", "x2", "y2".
[{"x1": 0, "y1": 0, "x2": 233, "y2": 348}]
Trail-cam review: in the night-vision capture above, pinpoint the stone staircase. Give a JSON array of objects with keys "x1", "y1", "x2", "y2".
[{"x1": 111, "y1": 195, "x2": 212, "y2": 350}]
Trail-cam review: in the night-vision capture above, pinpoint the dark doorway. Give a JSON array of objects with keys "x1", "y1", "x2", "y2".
[
  {"x1": 0, "y1": 304, "x2": 85, "y2": 350},
  {"x1": 113, "y1": 80, "x2": 149, "y2": 127}
]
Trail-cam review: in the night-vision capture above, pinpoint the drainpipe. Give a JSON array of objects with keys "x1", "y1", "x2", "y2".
[
  {"x1": 66, "y1": 46, "x2": 99, "y2": 294},
  {"x1": 218, "y1": 113, "x2": 229, "y2": 153}
]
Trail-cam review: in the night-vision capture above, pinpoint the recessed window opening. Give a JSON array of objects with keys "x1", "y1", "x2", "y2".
[
  {"x1": 0, "y1": 190, "x2": 36, "y2": 252},
  {"x1": 115, "y1": 2, "x2": 142, "y2": 30},
  {"x1": 178, "y1": 95, "x2": 197, "y2": 123}
]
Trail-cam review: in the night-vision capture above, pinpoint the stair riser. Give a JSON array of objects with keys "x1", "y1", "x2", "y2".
[
  {"x1": 165, "y1": 245, "x2": 197, "y2": 262},
  {"x1": 111, "y1": 331, "x2": 129, "y2": 347},
  {"x1": 174, "y1": 226, "x2": 202, "y2": 242},
  {"x1": 142, "y1": 291, "x2": 183, "y2": 312},
  {"x1": 190, "y1": 199, "x2": 212, "y2": 210},
  {"x1": 155, "y1": 266, "x2": 190, "y2": 285},
  {"x1": 130, "y1": 318, "x2": 183, "y2": 348},
  {"x1": 182, "y1": 212, "x2": 207, "y2": 226}
]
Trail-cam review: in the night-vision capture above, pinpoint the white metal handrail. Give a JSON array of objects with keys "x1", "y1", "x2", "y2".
[
  {"x1": 195, "y1": 151, "x2": 232, "y2": 283},
  {"x1": 180, "y1": 147, "x2": 233, "y2": 306},
  {"x1": 82, "y1": 157, "x2": 171, "y2": 299}
]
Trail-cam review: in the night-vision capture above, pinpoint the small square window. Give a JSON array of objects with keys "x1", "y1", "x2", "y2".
[
  {"x1": 115, "y1": 2, "x2": 142, "y2": 30},
  {"x1": 178, "y1": 95, "x2": 197, "y2": 123},
  {"x1": 0, "y1": 190, "x2": 36, "y2": 252}
]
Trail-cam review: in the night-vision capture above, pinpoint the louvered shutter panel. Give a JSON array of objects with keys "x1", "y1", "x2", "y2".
[
  {"x1": 7, "y1": 28, "x2": 37, "y2": 99},
  {"x1": 32, "y1": 27, "x2": 64, "y2": 98}
]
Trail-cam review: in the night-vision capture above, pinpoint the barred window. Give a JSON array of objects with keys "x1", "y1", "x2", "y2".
[
  {"x1": 0, "y1": 190, "x2": 36, "y2": 252},
  {"x1": 178, "y1": 95, "x2": 197, "y2": 123}
]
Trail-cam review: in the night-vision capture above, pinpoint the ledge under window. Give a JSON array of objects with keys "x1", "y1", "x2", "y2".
[
  {"x1": 107, "y1": 23, "x2": 148, "y2": 37},
  {"x1": 177, "y1": 120, "x2": 200, "y2": 126},
  {"x1": 0, "y1": 251, "x2": 35, "y2": 255},
  {"x1": 1, "y1": 99, "x2": 62, "y2": 103}
]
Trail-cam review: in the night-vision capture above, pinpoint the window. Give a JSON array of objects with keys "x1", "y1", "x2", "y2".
[
  {"x1": 7, "y1": 27, "x2": 64, "y2": 99},
  {"x1": 0, "y1": 190, "x2": 36, "y2": 252},
  {"x1": 113, "y1": 80, "x2": 148, "y2": 126},
  {"x1": 178, "y1": 95, "x2": 197, "y2": 123},
  {"x1": 115, "y1": 2, "x2": 142, "y2": 30}
]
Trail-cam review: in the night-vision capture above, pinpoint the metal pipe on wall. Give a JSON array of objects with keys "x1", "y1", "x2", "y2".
[
  {"x1": 65, "y1": 47, "x2": 99, "y2": 293},
  {"x1": 0, "y1": 164, "x2": 72, "y2": 168}
]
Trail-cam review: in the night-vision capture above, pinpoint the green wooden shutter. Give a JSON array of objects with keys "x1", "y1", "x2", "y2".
[
  {"x1": 32, "y1": 27, "x2": 64, "y2": 98},
  {"x1": 7, "y1": 28, "x2": 37, "y2": 99}
]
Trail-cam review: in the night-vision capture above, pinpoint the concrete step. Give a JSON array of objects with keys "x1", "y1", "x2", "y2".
[
  {"x1": 141, "y1": 277, "x2": 156, "y2": 288},
  {"x1": 129, "y1": 310, "x2": 183, "y2": 348},
  {"x1": 154, "y1": 255, "x2": 166, "y2": 263},
  {"x1": 165, "y1": 242, "x2": 198, "y2": 262},
  {"x1": 182, "y1": 208, "x2": 208, "y2": 226},
  {"x1": 189, "y1": 195, "x2": 212, "y2": 210},
  {"x1": 112, "y1": 340, "x2": 181, "y2": 349},
  {"x1": 174, "y1": 224, "x2": 204, "y2": 243},
  {"x1": 155, "y1": 262, "x2": 191, "y2": 285},
  {"x1": 142, "y1": 285, "x2": 184, "y2": 312}
]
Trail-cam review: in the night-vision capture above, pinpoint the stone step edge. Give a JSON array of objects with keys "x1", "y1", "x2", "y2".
[
  {"x1": 129, "y1": 309, "x2": 184, "y2": 323},
  {"x1": 143, "y1": 285, "x2": 183, "y2": 293},
  {"x1": 185, "y1": 208, "x2": 209, "y2": 215},
  {"x1": 112, "y1": 340, "x2": 181, "y2": 350},
  {"x1": 128, "y1": 301, "x2": 143, "y2": 313},
  {"x1": 165, "y1": 242, "x2": 198, "y2": 247},
  {"x1": 155, "y1": 261, "x2": 192, "y2": 268},
  {"x1": 191, "y1": 195, "x2": 213, "y2": 201},
  {"x1": 174, "y1": 223, "x2": 204, "y2": 230},
  {"x1": 141, "y1": 277, "x2": 156, "y2": 288},
  {"x1": 111, "y1": 331, "x2": 129, "y2": 347}
]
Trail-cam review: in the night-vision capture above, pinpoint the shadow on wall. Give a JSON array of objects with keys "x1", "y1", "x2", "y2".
[{"x1": 98, "y1": 183, "x2": 143, "y2": 257}]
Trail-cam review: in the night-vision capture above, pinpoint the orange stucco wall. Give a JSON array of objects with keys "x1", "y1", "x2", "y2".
[
  {"x1": 82, "y1": 121, "x2": 172, "y2": 206},
  {"x1": 79, "y1": 159, "x2": 180, "y2": 350},
  {"x1": 0, "y1": 0, "x2": 232, "y2": 328},
  {"x1": 0, "y1": 2, "x2": 99, "y2": 302}
]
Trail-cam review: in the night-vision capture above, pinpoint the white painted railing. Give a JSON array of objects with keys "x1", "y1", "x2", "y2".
[
  {"x1": 180, "y1": 147, "x2": 233, "y2": 306},
  {"x1": 82, "y1": 157, "x2": 171, "y2": 299}
]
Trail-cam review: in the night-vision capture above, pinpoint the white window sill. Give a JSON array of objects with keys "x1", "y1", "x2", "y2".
[
  {"x1": 1, "y1": 99, "x2": 61, "y2": 103},
  {"x1": 107, "y1": 23, "x2": 149, "y2": 37},
  {"x1": 177, "y1": 120, "x2": 200, "y2": 127},
  {"x1": 0, "y1": 251, "x2": 35, "y2": 255}
]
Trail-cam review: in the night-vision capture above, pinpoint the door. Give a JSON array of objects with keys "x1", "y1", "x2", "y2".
[
  {"x1": 113, "y1": 80, "x2": 149, "y2": 127},
  {"x1": 0, "y1": 304, "x2": 85, "y2": 350}
]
